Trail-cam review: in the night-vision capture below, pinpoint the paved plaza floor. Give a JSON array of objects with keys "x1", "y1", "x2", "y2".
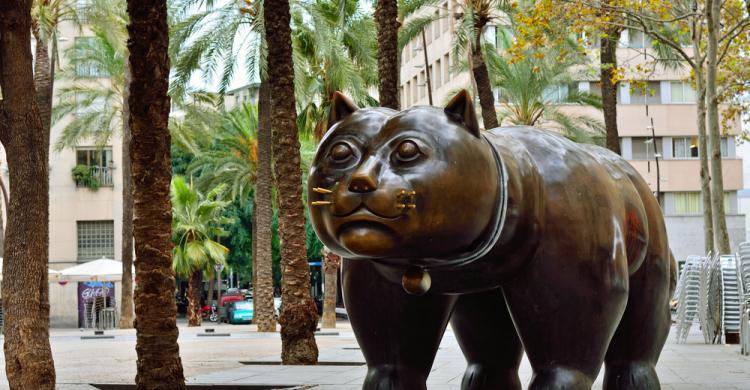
[{"x1": 0, "y1": 321, "x2": 747, "y2": 389}]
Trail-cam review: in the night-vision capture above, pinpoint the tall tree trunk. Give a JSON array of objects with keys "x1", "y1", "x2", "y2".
[
  {"x1": 696, "y1": 69, "x2": 714, "y2": 254},
  {"x1": 264, "y1": 0, "x2": 319, "y2": 364},
  {"x1": 705, "y1": 0, "x2": 731, "y2": 254},
  {"x1": 321, "y1": 248, "x2": 340, "y2": 329},
  {"x1": 120, "y1": 58, "x2": 135, "y2": 329},
  {"x1": 255, "y1": 80, "x2": 276, "y2": 332},
  {"x1": 375, "y1": 0, "x2": 399, "y2": 109},
  {"x1": 600, "y1": 28, "x2": 622, "y2": 154},
  {"x1": 126, "y1": 0, "x2": 186, "y2": 386},
  {"x1": 187, "y1": 271, "x2": 202, "y2": 327},
  {"x1": 471, "y1": 27, "x2": 498, "y2": 129},
  {"x1": 0, "y1": 2, "x2": 56, "y2": 387}
]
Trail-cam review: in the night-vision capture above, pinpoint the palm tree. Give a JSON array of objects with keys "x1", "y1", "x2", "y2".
[
  {"x1": 32, "y1": 0, "x2": 79, "y2": 132},
  {"x1": 400, "y1": 0, "x2": 513, "y2": 128},
  {"x1": 376, "y1": 0, "x2": 400, "y2": 108},
  {"x1": 51, "y1": 0, "x2": 138, "y2": 329},
  {"x1": 293, "y1": 0, "x2": 378, "y2": 139},
  {"x1": 0, "y1": 2, "x2": 56, "y2": 387},
  {"x1": 171, "y1": 177, "x2": 230, "y2": 327},
  {"x1": 264, "y1": 0, "x2": 319, "y2": 364},
  {"x1": 126, "y1": 0, "x2": 186, "y2": 385},
  {"x1": 320, "y1": 248, "x2": 341, "y2": 328},
  {"x1": 484, "y1": 35, "x2": 605, "y2": 144}
]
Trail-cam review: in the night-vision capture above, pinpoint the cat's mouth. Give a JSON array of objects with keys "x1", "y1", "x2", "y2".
[{"x1": 332, "y1": 204, "x2": 401, "y2": 221}]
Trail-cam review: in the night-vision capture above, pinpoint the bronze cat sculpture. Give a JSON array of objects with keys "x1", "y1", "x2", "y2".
[{"x1": 308, "y1": 90, "x2": 676, "y2": 390}]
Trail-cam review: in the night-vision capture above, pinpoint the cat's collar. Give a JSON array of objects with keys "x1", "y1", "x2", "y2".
[{"x1": 409, "y1": 132, "x2": 508, "y2": 271}]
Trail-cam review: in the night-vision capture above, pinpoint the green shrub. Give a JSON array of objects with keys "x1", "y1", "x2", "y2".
[{"x1": 71, "y1": 164, "x2": 100, "y2": 191}]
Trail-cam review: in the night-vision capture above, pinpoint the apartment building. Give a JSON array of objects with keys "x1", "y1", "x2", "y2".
[
  {"x1": 0, "y1": 5, "x2": 124, "y2": 327},
  {"x1": 400, "y1": 3, "x2": 745, "y2": 261}
]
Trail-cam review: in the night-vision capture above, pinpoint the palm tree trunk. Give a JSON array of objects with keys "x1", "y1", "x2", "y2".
[
  {"x1": 321, "y1": 249, "x2": 340, "y2": 329},
  {"x1": 32, "y1": 23, "x2": 53, "y2": 133},
  {"x1": 187, "y1": 271, "x2": 202, "y2": 327},
  {"x1": 0, "y1": 3, "x2": 56, "y2": 387},
  {"x1": 471, "y1": 28, "x2": 498, "y2": 129},
  {"x1": 706, "y1": 0, "x2": 731, "y2": 253},
  {"x1": 255, "y1": 80, "x2": 277, "y2": 332},
  {"x1": 375, "y1": 0, "x2": 400, "y2": 109},
  {"x1": 126, "y1": 0, "x2": 186, "y2": 386},
  {"x1": 264, "y1": 0, "x2": 319, "y2": 364},
  {"x1": 600, "y1": 27, "x2": 621, "y2": 154},
  {"x1": 120, "y1": 58, "x2": 135, "y2": 329}
]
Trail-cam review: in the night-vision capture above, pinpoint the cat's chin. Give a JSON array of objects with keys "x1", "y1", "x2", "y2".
[{"x1": 337, "y1": 221, "x2": 398, "y2": 258}]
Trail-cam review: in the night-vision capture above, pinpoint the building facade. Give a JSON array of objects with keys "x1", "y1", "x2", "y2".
[
  {"x1": 400, "y1": 3, "x2": 745, "y2": 262},
  {"x1": 0, "y1": 7, "x2": 124, "y2": 327}
]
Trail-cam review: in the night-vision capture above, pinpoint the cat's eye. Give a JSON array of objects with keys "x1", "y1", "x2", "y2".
[
  {"x1": 395, "y1": 140, "x2": 420, "y2": 162},
  {"x1": 330, "y1": 142, "x2": 353, "y2": 162}
]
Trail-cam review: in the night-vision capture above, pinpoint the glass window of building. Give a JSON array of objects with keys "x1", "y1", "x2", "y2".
[
  {"x1": 629, "y1": 81, "x2": 661, "y2": 104},
  {"x1": 631, "y1": 137, "x2": 662, "y2": 159},
  {"x1": 443, "y1": 54, "x2": 451, "y2": 81},
  {"x1": 441, "y1": 2, "x2": 450, "y2": 31},
  {"x1": 74, "y1": 37, "x2": 109, "y2": 77},
  {"x1": 673, "y1": 192, "x2": 702, "y2": 214},
  {"x1": 673, "y1": 136, "x2": 699, "y2": 158},
  {"x1": 628, "y1": 29, "x2": 652, "y2": 48},
  {"x1": 77, "y1": 220, "x2": 115, "y2": 260},
  {"x1": 543, "y1": 84, "x2": 570, "y2": 103},
  {"x1": 670, "y1": 81, "x2": 697, "y2": 103}
]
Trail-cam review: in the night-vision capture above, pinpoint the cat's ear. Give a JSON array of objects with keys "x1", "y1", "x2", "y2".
[
  {"x1": 444, "y1": 90, "x2": 480, "y2": 137},
  {"x1": 328, "y1": 91, "x2": 359, "y2": 130}
]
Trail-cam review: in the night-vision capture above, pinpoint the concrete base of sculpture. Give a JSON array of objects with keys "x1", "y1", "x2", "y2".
[{"x1": 308, "y1": 90, "x2": 676, "y2": 390}]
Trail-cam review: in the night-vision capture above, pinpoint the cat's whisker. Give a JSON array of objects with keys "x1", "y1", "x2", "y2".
[
  {"x1": 313, "y1": 187, "x2": 333, "y2": 194},
  {"x1": 311, "y1": 201, "x2": 333, "y2": 206}
]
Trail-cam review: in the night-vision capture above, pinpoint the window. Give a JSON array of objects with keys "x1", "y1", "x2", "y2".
[
  {"x1": 631, "y1": 137, "x2": 662, "y2": 159},
  {"x1": 441, "y1": 2, "x2": 450, "y2": 31},
  {"x1": 629, "y1": 81, "x2": 661, "y2": 104},
  {"x1": 74, "y1": 37, "x2": 108, "y2": 77},
  {"x1": 628, "y1": 30, "x2": 652, "y2": 49},
  {"x1": 77, "y1": 221, "x2": 115, "y2": 260},
  {"x1": 721, "y1": 137, "x2": 730, "y2": 158},
  {"x1": 428, "y1": 65, "x2": 434, "y2": 91},
  {"x1": 412, "y1": 76, "x2": 418, "y2": 103},
  {"x1": 443, "y1": 54, "x2": 451, "y2": 82},
  {"x1": 672, "y1": 192, "x2": 733, "y2": 215},
  {"x1": 76, "y1": 148, "x2": 114, "y2": 187},
  {"x1": 673, "y1": 192, "x2": 702, "y2": 214},
  {"x1": 419, "y1": 71, "x2": 425, "y2": 99},
  {"x1": 77, "y1": 0, "x2": 91, "y2": 24},
  {"x1": 434, "y1": 59, "x2": 442, "y2": 88},
  {"x1": 433, "y1": 11, "x2": 440, "y2": 39},
  {"x1": 673, "y1": 136, "x2": 699, "y2": 158},
  {"x1": 543, "y1": 84, "x2": 570, "y2": 103},
  {"x1": 589, "y1": 81, "x2": 602, "y2": 97},
  {"x1": 670, "y1": 81, "x2": 696, "y2": 103},
  {"x1": 404, "y1": 81, "x2": 411, "y2": 107}
]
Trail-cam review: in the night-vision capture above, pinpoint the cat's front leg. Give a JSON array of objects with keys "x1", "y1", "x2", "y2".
[{"x1": 342, "y1": 259, "x2": 457, "y2": 390}]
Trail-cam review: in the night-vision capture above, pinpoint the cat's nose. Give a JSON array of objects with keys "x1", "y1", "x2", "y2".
[{"x1": 349, "y1": 157, "x2": 379, "y2": 193}]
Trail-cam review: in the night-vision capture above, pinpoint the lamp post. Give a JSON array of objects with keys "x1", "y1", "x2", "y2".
[{"x1": 214, "y1": 263, "x2": 224, "y2": 306}]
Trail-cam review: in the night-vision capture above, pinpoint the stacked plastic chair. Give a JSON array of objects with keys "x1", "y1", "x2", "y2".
[
  {"x1": 720, "y1": 255, "x2": 742, "y2": 338},
  {"x1": 674, "y1": 255, "x2": 705, "y2": 343},
  {"x1": 738, "y1": 243, "x2": 750, "y2": 355},
  {"x1": 698, "y1": 254, "x2": 724, "y2": 344}
]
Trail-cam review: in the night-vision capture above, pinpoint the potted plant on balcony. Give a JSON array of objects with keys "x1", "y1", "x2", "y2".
[{"x1": 72, "y1": 164, "x2": 100, "y2": 191}]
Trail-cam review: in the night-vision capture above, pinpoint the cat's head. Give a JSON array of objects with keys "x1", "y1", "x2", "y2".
[{"x1": 308, "y1": 90, "x2": 499, "y2": 266}]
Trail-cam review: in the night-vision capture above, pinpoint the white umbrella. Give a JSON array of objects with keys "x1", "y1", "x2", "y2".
[
  {"x1": 59, "y1": 257, "x2": 127, "y2": 282},
  {"x1": 0, "y1": 257, "x2": 62, "y2": 282}
]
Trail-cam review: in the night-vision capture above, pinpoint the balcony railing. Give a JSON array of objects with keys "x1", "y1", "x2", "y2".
[{"x1": 75, "y1": 166, "x2": 113, "y2": 188}]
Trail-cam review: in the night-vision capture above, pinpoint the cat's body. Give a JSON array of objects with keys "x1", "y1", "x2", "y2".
[{"x1": 308, "y1": 91, "x2": 676, "y2": 390}]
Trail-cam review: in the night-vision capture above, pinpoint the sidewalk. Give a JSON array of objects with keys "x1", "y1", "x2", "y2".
[{"x1": 1, "y1": 321, "x2": 747, "y2": 389}]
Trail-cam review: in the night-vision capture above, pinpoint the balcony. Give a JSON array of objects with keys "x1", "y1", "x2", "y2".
[
  {"x1": 74, "y1": 166, "x2": 114, "y2": 189},
  {"x1": 627, "y1": 158, "x2": 743, "y2": 192}
]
